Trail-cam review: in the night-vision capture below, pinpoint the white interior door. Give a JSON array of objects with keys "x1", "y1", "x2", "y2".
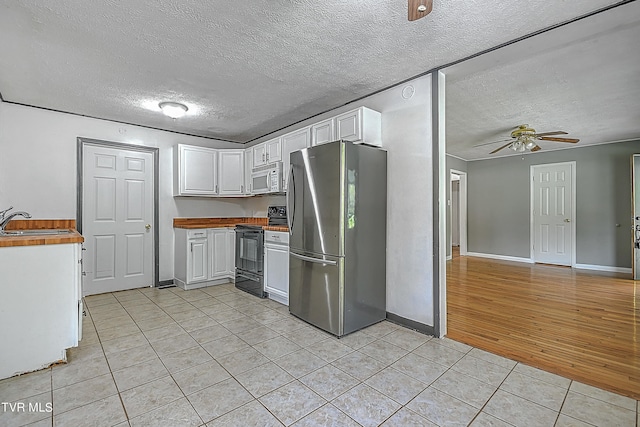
[
  {"x1": 633, "y1": 154, "x2": 640, "y2": 280},
  {"x1": 449, "y1": 169, "x2": 467, "y2": 256},
  {"x1": 531, "y1": 162, "x2": 575, "y2": 266},
  {"x1": 83, "y1": 144, "x2": 154, "y2": 295}
]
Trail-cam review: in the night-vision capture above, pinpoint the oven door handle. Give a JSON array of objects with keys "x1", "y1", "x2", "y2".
[{"x1": 236, "y1": 271, "x2": 260, "y2": 281}]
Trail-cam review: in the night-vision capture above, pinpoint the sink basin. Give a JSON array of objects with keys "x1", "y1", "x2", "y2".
[{"x1": 0, "y1": 229, "x2": 73, "y2": 236}]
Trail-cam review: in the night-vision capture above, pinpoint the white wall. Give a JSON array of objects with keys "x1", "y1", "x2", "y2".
[{"x1": 0, "y1": 102, "x2": 248, "y2": 282}]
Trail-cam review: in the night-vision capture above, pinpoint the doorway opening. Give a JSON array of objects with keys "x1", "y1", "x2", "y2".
[{"x1": 449, "y1": 170, "x2": 467, "y2": 260}]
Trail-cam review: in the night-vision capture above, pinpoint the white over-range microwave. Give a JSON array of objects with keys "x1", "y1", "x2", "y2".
[{"x1": 251, "y1": 162, "x2": 283, "y2": 194}]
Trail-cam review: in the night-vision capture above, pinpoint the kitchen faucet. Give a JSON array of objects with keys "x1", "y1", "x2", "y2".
[{"x1": 0, "y1": 206, "x2": 32, "y2": 232}]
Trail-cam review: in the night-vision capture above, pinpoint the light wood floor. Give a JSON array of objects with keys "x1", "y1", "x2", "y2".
[{"x1": 446, "y1": 248, "x2": 640, "y2": 399}]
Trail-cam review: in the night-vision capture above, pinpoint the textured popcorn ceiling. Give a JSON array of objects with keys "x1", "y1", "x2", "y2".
[
  {"x1": 444, "y1": 1, "x2": 640, "y2": 160},
  {"x1": 0, "y1": 0, "x2": 635, "y2": 148}
]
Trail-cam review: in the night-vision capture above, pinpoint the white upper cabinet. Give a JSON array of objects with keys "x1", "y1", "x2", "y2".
[
  {"x1": 176, "y1": 106, "x2": 381, "y2": 197},
  {"x1": 252, "y1": 143, "x2": 267, "y2": 167},
  {"x1": 244, "y1": 148, "x2": 253, "y2": 195},
  {"x1": 253, "y1": 138, "x2": 282, "y2": 167},
  {"x1": 174, "y1": 144, "x2": 247, "y2": 197},
  {"x1": 311, "y1": 118, "x2": 335, "y2": 146},
  {"x1": 282, "y1": 127, "x2": 311, "y2": 190},
  {"x1": 335, "y1": 107, "x2": 382, "y2": 147},
  {"x1": 218, "y1": 150, "x2": 245, "y2": 196},
  {"x1": 266, "y1": 138, "x2": 282, "y2": 164},
  {"x1": 174, "y1": 145, "x2": 218, "y2": 196}
]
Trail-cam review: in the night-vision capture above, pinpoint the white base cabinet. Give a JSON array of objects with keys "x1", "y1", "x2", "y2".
[
  {"x1": 209, "y1": 228, "x2": 235, "y2": 280},
  {"x1": 174, "y1": 228, "x2": 235, "y2": 290},
  {"x1": 264, "y1": 231, "x2": 289, "y2": 305},
  {"x1": 0, "y1": 243, "x2": 81, "y2": 379}
]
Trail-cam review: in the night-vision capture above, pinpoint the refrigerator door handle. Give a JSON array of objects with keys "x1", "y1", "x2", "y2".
[
  {"x1": 290, "y1": 252, "x2": 337, "y2": 266},
  {"x1": 286, "y1": 164, "x2": 295, "y2": 232}
]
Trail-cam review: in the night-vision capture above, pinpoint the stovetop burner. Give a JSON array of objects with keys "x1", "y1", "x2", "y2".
[{"x1": 268, "y1": 205, "x2": 287, "y2": 226}]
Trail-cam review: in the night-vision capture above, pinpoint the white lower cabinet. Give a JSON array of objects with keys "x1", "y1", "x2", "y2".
[
  {"x1": 174, "y1": 228, "x2": 235, "y2": 290},
  {"x1": 188, "y1": 237, "x2": 208, "y2": 283},
  {"x1": 264, "y1": 231, "x2": 289, "y2": 305},
  {"x1": 209, "y1": 228, "x2": 236, "y2": 279},
  {"x1": 0, "y1": 243, "x2": 82, "y2": 379}
]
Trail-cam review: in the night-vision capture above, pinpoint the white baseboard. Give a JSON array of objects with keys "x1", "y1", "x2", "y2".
[
  {"x1": 466, "y1": 252, "x2": 534, "y2": 264},
  {"x1": 446, "y1": 255, "x2": 452, "y2": 261},
  {"x1": 574, "y1": 264, "x2": 632, "y2": 274}
]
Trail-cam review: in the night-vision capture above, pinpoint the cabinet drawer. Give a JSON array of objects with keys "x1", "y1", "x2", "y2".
[
  {"x1": 187, "y1": 229, "x2": 208, "y2": 239},
  {"x1": 265, "y1": 231, "x2": 289, "y2": 245}
]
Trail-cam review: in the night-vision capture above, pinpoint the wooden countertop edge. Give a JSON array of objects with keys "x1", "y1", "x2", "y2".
[
  {"x1": 263, "y1": 226, "x2": 290, "y2": 232},
  {"x1": 0, "y1": 230, "x2": 84, "y2": 248},
  {"x1": 173, "y1": 217, "x2": 269, "y2": 229}
]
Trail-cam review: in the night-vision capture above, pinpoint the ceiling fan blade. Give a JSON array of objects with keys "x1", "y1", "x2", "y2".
[
  {"x1": 531, "y1": 145, "x2": 542, "y2": 152},
  {"x1": 534, "y1": 131, "x2": 568, "y2": 137},
  {"x1": 537, "y1": 136, "x2": 580, "y2": 143},
  {"x1": 408, "y1": 0, "x2": 433, "y2": 21},
  {"x1": 473, "y1": 138, "x2": 513, "y2": 148},
  {"x1": 490, "y1": 142, "x2": 513, "y2": 154}
]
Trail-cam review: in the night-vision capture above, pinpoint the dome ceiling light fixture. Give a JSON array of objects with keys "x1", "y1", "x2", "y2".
[{"x1": 159, "y1": 101, "x2": 188, "y2": 119}]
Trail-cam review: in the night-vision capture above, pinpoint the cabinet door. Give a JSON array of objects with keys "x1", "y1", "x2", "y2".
[
  {"x1": 335, "y1": 109, "x2": 362, "y2": 142},
  {"x1": 188, "y1": 238, "x2": 208, "y2": 283},
  {"x1": 218, "y1": 150, "x2": 245, "y2": 196},
  {"x1": 209, "y1": 229, "x2": 229, "y2": 279},
  {"x1": 265, "y1": 138, "x2": 282, "y2": 163},
  {"x1": 265, "y1": 245, "x2": 289, "y2": 303},
  {"x1": 178, "y1": 145, "x2": 218, "y2": 196},
  {"x1": 253, "y1": 143, "x2": 267, "y2": 167},
  {"x1": 282, "y1": 127, "x2": 311, "y2": 191},
  {"x1": 227, "y1": 229, "x2": 236, "y2": 276},
  {"x1": 244, "y1": 149, "x2": 253, "y2": 195},
  {"x1": 311, "y1": 118, "x2": 335, "y2": 146}
]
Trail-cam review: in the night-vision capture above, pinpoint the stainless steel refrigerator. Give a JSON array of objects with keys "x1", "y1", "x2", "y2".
[{"x1": 286, "y1": 140, "x2": 387, "y2": 337}]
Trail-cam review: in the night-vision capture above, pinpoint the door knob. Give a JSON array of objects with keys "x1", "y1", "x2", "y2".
[
  {"x1": 564, "y1": 219, "x2": 571, "y2": 223},
  {"x1": 145, "y1": 224, "x2": 151, "y2": 230}
]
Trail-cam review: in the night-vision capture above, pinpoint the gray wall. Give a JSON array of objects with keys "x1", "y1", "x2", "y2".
[
  {"x1": 467, "y1": 140, "x2": 639, "y2": 268},
  {"x1": 446, "y1": 155, "x2": 468, "y2": 257}
]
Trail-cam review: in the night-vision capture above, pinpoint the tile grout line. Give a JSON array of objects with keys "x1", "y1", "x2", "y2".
[{"x1": 56, "y1": 286, "x2": 639, "y2": 427}]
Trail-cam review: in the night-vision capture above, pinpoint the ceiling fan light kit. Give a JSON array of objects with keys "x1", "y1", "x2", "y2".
[{"x1": 484, "y1": 124, "x2": 580, "y2": 154}]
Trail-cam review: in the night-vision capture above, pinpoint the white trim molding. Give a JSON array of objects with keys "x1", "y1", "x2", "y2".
[
  {"x1": 466, "y1": 252, "x2": 534, "y2": 264},
  {"x1": 574, "y1": 264, "x2": 632, "y2": 274}
]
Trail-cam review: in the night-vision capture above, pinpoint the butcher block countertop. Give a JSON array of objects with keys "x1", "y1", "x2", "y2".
[
  {"x1": 0, "y1": 219, "x2": 84, "y2": 248},
  {"x1": 174, "y1": 217, "x2": 288, "y2": 232},
  {"x1": 263, "y1": 225, "x2": 289, "y2": 232}
]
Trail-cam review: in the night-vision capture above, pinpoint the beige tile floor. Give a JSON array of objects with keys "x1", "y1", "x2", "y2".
[{"x1": 1, "y1": 283, "x2": 638, "y2": 427}]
